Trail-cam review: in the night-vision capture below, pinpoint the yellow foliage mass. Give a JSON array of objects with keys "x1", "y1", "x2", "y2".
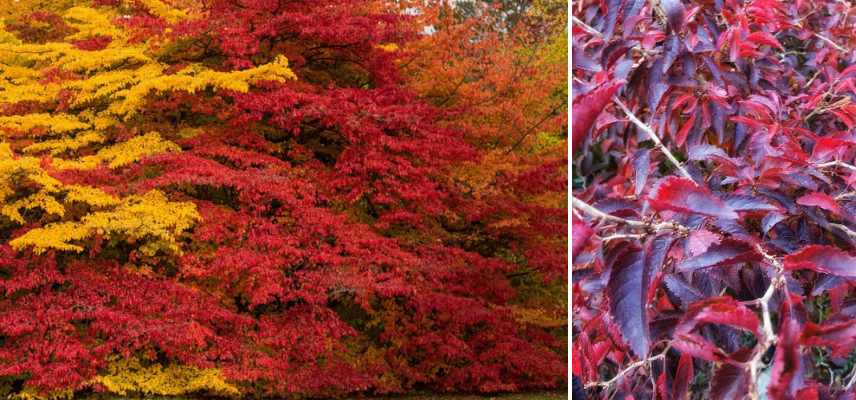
[
  {"x1": 92, "y1": 358, "x2": 239, "y2": 397},
  {"x1": 23, "y1": 130, "x2": 106, "y2": 155},
  {"x1": 0, "y1": 4, "x2": 296, "y2": 264},
  {"x1": 62, "y1": 6, "x2": 125, "y2": 42},
  {"x1": 0, "y1": 114, "x2": 90, "y2": 136},
  {"x1": 51, "y1": 131, "x2": 180, "y2": 169},
  {"x1": 10, "y1": 189, "x2": 200, "y2": 255},
  {"x1": 108, "y1": 55, "x2": 296, "y2": 118}
]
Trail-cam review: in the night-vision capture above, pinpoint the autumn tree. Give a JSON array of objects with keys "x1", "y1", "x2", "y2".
[{"x1": 0, "y1": 0, "x2": 568, "y2": 397}]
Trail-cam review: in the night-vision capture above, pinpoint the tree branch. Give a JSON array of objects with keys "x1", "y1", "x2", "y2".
[
  {"x1": 814, "y1": 32, "x2": 848, "y2": 53},
  {"x1": 613, "y1": 97, "x2": 695, "y2": 182},
  {"x1": 816, "y1": 160, "x2": 856, "y2": 172},
  {"x1": 571, "y1": 16, "x2": 603, "y2": 37},
  {"x1": 572, "y1": 196, "x2": 688, "y2": 234},
  {"x1": 746, "y1": 244, "x2": 784, "y2": 400},
  {"x1": 585, "y1": 349, "x2": 668, "y2": 389}
]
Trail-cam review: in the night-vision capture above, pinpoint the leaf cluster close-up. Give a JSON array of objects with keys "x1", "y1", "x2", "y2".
[{"x1": 572, "y1": 0, "x2": 856, "y2": 398}]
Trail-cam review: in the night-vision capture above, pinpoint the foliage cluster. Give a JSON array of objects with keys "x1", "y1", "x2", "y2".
[{"x1": 572, "y1": 0, "x2": 856, "y2": 398}]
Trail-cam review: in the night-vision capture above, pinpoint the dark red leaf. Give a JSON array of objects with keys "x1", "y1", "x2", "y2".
[
  {"x1": 660, "y1": 0, "x2": 686, "y2": 33},
  {"x1": 783, "y1": 245, "x2": 856, "y2": 278},
  {"x1": 671, "y1": 333, "x2": 726, "y2": 362},
  {"x1": 572, "y1": 81, "x2": 624, "y2": 150},
  {"x1": 671, "y1": 353, "x2": 693, "y2": 400},
  {"x1": 677, "y1": 240, "x2": 759, "y2": 272},
  {"x1": 768, "y1": 295, "x2": 805, "y2": 399},
  {"x1": 710, "y1": 363, "x2": 748, "y2": 400},
  {"x1": 648, "y1": 177, "x2": 739, "y2": 219},
  {"x1": 795, "y1": 386, "x2": 820, "y2": 400}
]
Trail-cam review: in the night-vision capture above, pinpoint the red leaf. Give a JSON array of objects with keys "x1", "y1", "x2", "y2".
[
  {"x1": 674, "y1": 109, "x2": 696, "y2": 147},
  {"x1": 746, "y1": 31, "x2": 783, "y2": 50},
  {"x1": 783, "y1": 245, "x2": 856, "y2": 278},
  {"x1": 686, "y1": 229, "x2": 721, "y2": 256},
  {"x1": 796, "y1": 192, "x2": 841, "y2": 216},
  {"x1": 649, "y1": 177, "x2": 739, "y2": 219},
  {"x1": 572, "y1": 81, "x2": 624, "y2": 150},
  {"x1": 572, "y1": 216, "x2": 593, "y2": 262},
  {"x1": 679, "y1": 296, "x2": 760, "y2": 336},
  {"x1": 801, "y1": 318, "x2": 856, "y2": 357},
  {"x1": 796, "y1": 386, "x2": 820, "y2": 400}
]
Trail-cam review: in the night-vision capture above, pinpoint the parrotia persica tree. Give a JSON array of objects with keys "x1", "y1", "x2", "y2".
[
  {"x1": 0, "y1": 0, "x2": 568, "y2": 398},
  {"x1": 572, "y1": 0, "x2": 856, "y2": 398}
]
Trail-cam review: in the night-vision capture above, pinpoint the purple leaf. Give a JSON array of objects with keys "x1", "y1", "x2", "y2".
[
  {"x1": 647, "y1": 36, "x2": 682, "y2": 112},
  {"x1": 686, "y1": 229, "x2": 721, "y2": 256},
  {"x1": 661, "y1": 0, "x2": 686, "y2": 33},
  {"x1": 572, "y1": 42, "x2": 601, "y2": 73},
  {"x1": 722, "y1": 195, "x2": 780, "y2": 212},
  {"x1": 762, "y1": 212, "x2": 787, "y2": 234},
  {"x1": 608, "y1": 249, "x2": 651, "y2": 357},
  {"x1": 663, "y1": 274, "x2": 704, "y2": 308},
  {"x1": 688, "y1": 144, "x2": 729, "y2": 160},
  {"x1": 634, "y1": 149, "x2": 651, "y2": 197}
]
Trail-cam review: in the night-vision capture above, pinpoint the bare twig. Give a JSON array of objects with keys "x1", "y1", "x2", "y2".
[
  {"x1": 601, "y1": 233, "x2": 646, "y2": 242},
  {"x1": 816, "y1": 160, "x2": 856, "y2": 172},
  {"x1": 814, "y1": 32, "x2": 848, "y2": 53},
  {"x1": 571, "y1": 197, "x2": 689, "y2": 234},
  {"x1": 804, "y1": 96, "x2": 852, "y2": 121},
  {"x1": 571, "y1": 16, "x2": 603, "y2": 37},
  {"x1": 613, "y1": 97, "x2": 695, "y2": 182},
  {"x1": 846, "y1": 362, "x2": 856, "y2": 390}
]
